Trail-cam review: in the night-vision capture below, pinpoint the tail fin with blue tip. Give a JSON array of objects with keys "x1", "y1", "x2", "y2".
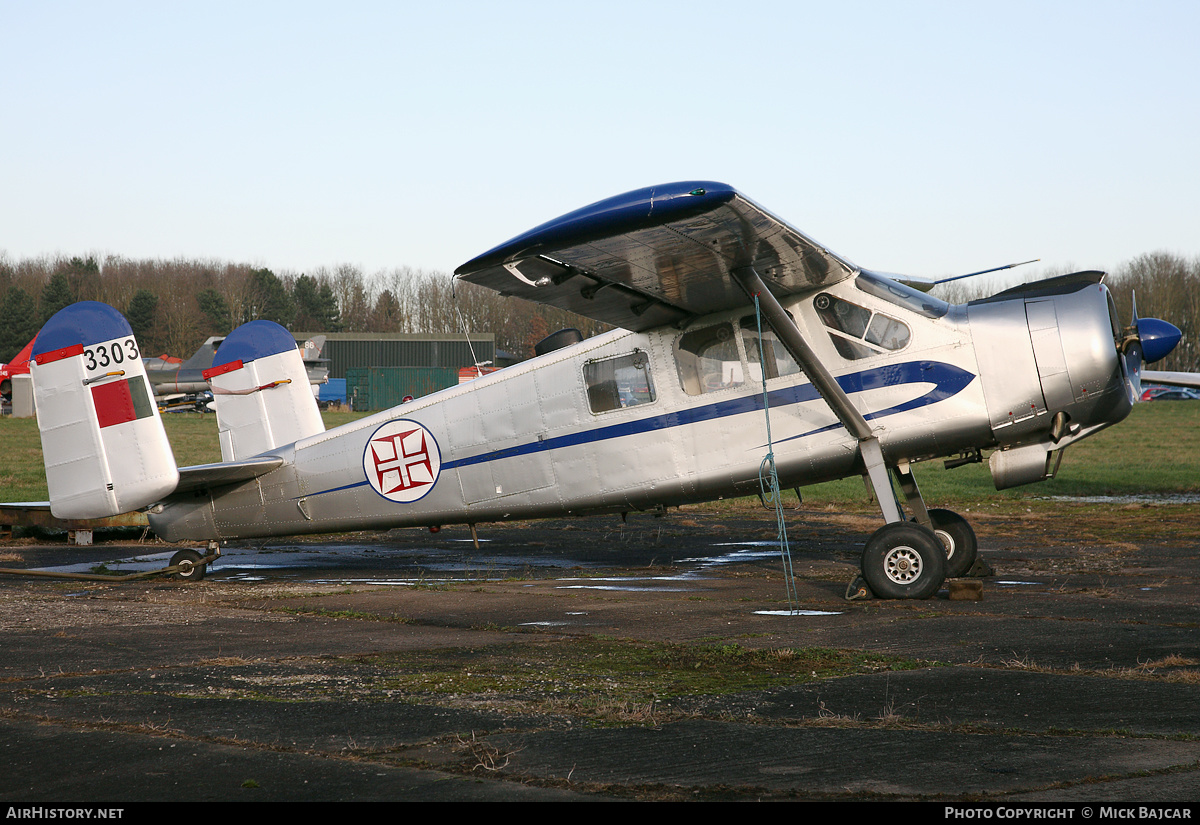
[{"x1": 30, "y1": 302, "x2": 180, "y2": 519}]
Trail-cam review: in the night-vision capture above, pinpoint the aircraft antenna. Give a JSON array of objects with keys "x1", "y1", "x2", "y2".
[
  {"x1": 752, "y1": 295, "x2": 800, "y2": 612},
  {"x1": 451, "y1": 278, "x2": 484, "y2": 370}
]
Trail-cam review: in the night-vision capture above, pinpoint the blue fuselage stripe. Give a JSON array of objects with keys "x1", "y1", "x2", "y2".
[
  {"x1": 310, "y1": 360, "x2": 974, "y2": 499},
  {"x1": 445, "y1": 360, "x2": 971, "y2": 471}
]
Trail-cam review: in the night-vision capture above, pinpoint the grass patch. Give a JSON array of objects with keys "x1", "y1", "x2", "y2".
[
  {"x1": 366, "y1": 639, "x2": 928, "y2": 708},
  {"x1": 999, "y1": 652, "x2": 1200, "y2": 683},
  {"x1": 276, "y1": 606, "x2": 411, "y2": 623}
]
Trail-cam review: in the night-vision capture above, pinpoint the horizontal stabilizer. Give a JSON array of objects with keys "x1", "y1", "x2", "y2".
[
  {"x1": 204, "y1": 320, "x2": 325, "y2": 461},
  {"x1": 31, "y1": 302, "x2": 180, "y2": 519},
  {"x1": 175, "y1": 455, "x2": 285, "y2": 494}
]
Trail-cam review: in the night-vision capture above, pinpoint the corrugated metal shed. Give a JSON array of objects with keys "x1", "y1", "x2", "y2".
[
  {"x1": 346, "y1": 367, "x2": 459, "y2": 411},
  {"x1": 294, "y1": 332, "x2": 495, "y2": 380}
]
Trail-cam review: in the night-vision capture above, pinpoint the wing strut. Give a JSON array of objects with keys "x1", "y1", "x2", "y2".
[{"x1": 732, "y1": 268, "x2": 903, "y2": 524}]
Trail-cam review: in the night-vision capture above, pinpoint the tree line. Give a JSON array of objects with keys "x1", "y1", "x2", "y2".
[
  {"x1": 0, "y1": 254, "x2": 611, "y2": 364},
  {"x1": 931, "y1": 251, "x2": 1200, "y2": 373},
  {"x1": 1, "y1": 250, "x2": 1198, "y2": 372}
]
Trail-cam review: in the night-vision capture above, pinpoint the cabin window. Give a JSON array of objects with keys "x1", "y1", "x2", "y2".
[
  {"x1": 584, "y1": 351, "x2": 656, "y2": 413},
  {"x1": 674, "y1": 322, "x2": 745, "y2": 396},
  {"x1": 739, "y1": 315, "x2": 801, "y2": 382},
  {"x1": 815, "y1": 293, "x2": 910, "y2": 360}
]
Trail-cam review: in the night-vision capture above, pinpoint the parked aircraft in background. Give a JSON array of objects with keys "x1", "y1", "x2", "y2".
[
  {"x1": 0, "y1": 337, "x2": 35, "y2": 401},
  {"x1": 145, "y1": 334, "x2": 329, "y2": 410},
  {"x1": 27, "y1": 181, "x2": 1181, "y2": 598}
]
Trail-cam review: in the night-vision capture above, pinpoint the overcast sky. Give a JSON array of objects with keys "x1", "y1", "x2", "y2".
[{"x1": 2, "y1": 1, "x2": 1197, "y2": 288}]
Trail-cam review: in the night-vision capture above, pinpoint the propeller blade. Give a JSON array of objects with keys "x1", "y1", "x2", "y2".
[
  {"x1": 1121, "y1": 308, "x2": 1182, "y2": 402},
  {"x1": 1123, "y1": 339, "x2": 1144, "y2": 402}
]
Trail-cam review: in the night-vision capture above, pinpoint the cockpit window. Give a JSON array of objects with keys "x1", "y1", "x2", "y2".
[
  {"x1": 815, "y1": 293, "x2": 910, "y2": 360},
  {"x1": 675, "y1": 322, "x2": 744, "y2": 396},
  {"x1": 739, "y1": 315, "x2": 801, "y2": 382},
  {"x1": 584, "y1": 351, "x2": 655, "y2": 413},
  {"x1": 855, "y1": 271, "x2": 949, "y2": 318},
  {"x1": 865, "y1": 313, "x2": 911, "y2": 350},
  {"x1": 674, "y1": 315, "x2": 806, "y2": 396}
]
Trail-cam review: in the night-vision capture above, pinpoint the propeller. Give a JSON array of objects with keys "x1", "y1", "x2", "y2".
[{"x1": 1120, "y1": 291, "x2": 1181, "y2": 401}]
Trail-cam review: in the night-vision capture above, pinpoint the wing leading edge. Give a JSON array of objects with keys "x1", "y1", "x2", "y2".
[{"x1": 454, "y1": 181, "x2": 859, "y2": 331}]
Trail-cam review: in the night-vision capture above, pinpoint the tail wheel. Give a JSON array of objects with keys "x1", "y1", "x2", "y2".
[
  {"x1": 927, "y1": 509, "x2": 978, "y2": 578},
  {"x1": 861, "y1": 522, "x2": 946, "y2": 599},
  {"x1": 170, "y1": 549, "x2": 207, "y2": 582}
]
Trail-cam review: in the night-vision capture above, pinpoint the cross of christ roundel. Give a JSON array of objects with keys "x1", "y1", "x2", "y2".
[{"x1": 362, "y1": 419, "x2": 442, "y2": 503}]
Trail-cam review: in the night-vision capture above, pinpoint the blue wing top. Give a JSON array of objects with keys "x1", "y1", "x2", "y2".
[{"x1": 454, "y1": 181, "x2": 859, "y2": 331}]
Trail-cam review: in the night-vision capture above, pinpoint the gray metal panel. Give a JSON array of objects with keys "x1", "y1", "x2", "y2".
[
  {"x1": 1026, "y1": 299, "x2": 1075, "y2": 411},
  {"x1": 967, "y1": 299, "x2": 1047, "y2": 432}
]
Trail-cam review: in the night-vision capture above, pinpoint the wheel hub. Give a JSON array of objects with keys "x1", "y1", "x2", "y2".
[{"x1": 884, "y1": 546, "x2": 922, "y2": 584}]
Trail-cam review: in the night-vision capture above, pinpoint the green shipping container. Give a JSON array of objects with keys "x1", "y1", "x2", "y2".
[{"x1": 346, "y1": 367, "x2": 460, "y2": 411}]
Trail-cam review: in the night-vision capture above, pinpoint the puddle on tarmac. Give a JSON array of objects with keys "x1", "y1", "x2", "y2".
[
  {"x1": 28, "y1": 535, "x2": 798, "y2": 593},
  {"x1": 34, "y1": 551, "x2": 177, "y2": 575}
]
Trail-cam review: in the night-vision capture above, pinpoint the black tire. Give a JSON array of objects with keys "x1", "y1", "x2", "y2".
[
  {"x1": 170, "y1": 549, "x2": 207, "y2": 582},
  {"x1": 927, "y1": 509, "x2": 978, "y2": 578},
  {"x1": 861, "y1": 522, "x2": 946, "y2": 599}
]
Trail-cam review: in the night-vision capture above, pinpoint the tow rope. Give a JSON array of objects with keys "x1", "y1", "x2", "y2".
[{"x1": 753, "y1": 294, "x2": 799, "y2": 612}]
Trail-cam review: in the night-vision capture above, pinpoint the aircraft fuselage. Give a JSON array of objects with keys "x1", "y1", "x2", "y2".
[{"x1": 148, "y1": 270, "x2": 1130, "y2": 542}]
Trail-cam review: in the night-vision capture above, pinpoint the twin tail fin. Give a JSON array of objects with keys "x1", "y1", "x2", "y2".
[{"x1": 31, "y1": 302, "x2": 325, "y2": 519}]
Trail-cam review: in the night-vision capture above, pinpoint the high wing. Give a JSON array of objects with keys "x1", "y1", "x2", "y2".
[{"x1": 454, "y1": 181, "x2": 860, "y2": 331}]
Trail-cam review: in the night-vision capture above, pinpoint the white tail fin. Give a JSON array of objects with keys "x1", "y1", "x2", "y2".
[
  {"x1": 31, "y1": 302, "x2": 180, "y2": 519},
  {"x1": 203, "y1": 320, "x2": 325, "y2": 461}
]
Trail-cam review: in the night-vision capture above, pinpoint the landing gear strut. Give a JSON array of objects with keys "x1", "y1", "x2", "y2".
[
  {"x1": 729, "y1": 267, "x2": 982, "y2": 600},
  {"x1": 853, "y1": 465, "x2": 980, "y2": 599}
]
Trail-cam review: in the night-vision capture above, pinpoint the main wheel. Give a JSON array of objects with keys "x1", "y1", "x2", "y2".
[
  {"x1": 170, "y1": 549, "x2": 207, "y2": 582},
  {"x1": 861, "y1": 522, "x2": 946, "y2": 599},
  {"x1": 926, "y1": 509, "x2": 978, "y2": 578}
]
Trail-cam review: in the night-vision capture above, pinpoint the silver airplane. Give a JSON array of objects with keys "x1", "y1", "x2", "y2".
[{"x1": 27, "y1": 181, "x2": 1181, "y2": 598}]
